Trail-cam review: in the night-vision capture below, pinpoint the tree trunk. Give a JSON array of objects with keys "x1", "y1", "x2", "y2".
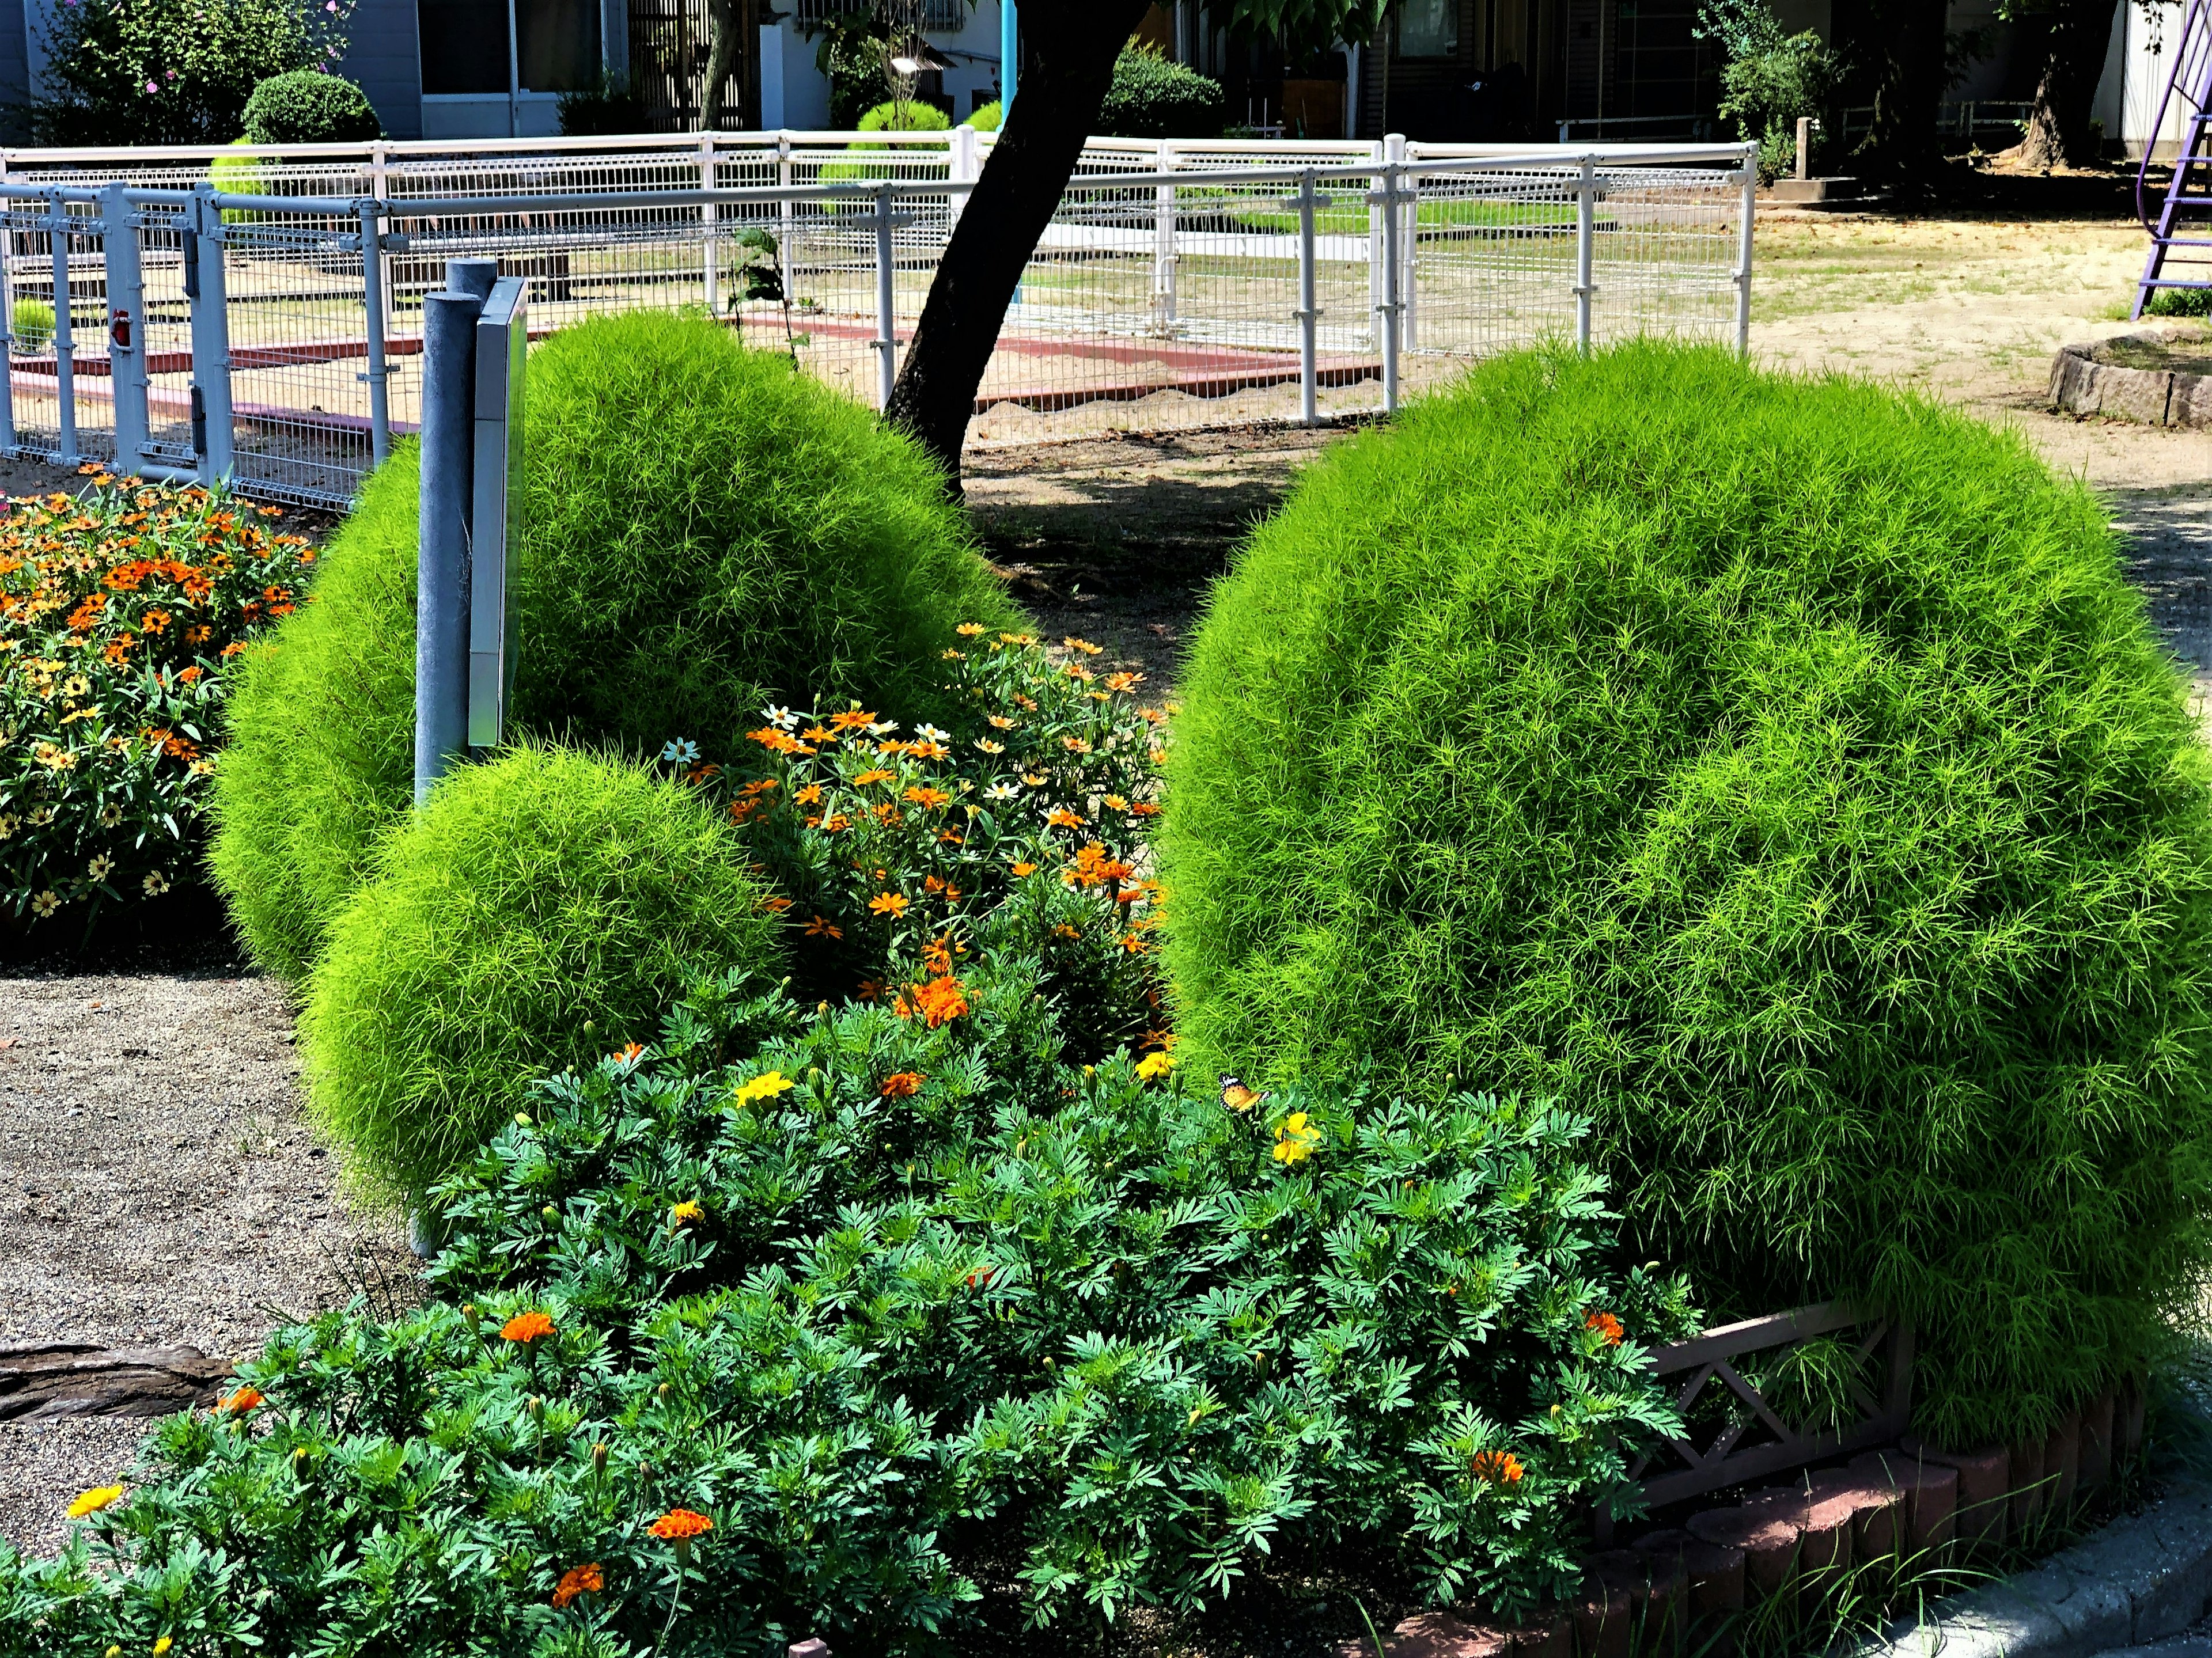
[
  {"x1": 1845, "y1": 0, "x2": 1950, "y2": 185},
  {"x1": 884, "y1": 1, "x2": 1153, "y2": 482},
  {"x1": 2009, "y1": 0, "x2": 2114, "y2": 169},
  {"x1": 702, "y1": 0, "x2": 738, "y2": 131}
]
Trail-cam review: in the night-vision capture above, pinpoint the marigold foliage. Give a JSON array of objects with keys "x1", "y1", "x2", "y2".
[
  {"x1": 0, "y1": 475, "x2": 312, "y2": 925},
  {"x1": 1160, "y1": 343, "x2": 2212, "y2": 1447},
  {"x1": 0, "y1": 947, "x2": 1696, "y2": 1654},
  {"x1": 298, "y1": 745, "x2": 783, "y2": 1205},
  {"x1": 211, "y1": 311, "x2": 1017, "y2": 980}
]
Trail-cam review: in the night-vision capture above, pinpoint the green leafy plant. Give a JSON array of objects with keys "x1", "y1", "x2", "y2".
[
  {"x1": 30, "y1": 0, "x2": 356, "y2": 145},
  {"x1": 210, "y1": 312, "x2": 1019, "y2": 981},
  {"x1": 0, "y1": 473, "x2": 313, "y2": 929},
  {"x1": 7, "y1": 300, "x2": 54, "y2": 355},
  {"x1": 299, "y1": 743, "x2": 785, "y2": 1206},
  {"x1": 1098, "y1": 43, "x2": 1226, "y2": 139},
  {"x1": 856, "y1": 97, "x2": 950, "y2": 132},
  {"x1": 0, "y1": 944, "x2": 1698, "y2": 1655},
  {"x1": 965, "y1": 98, "x2": 1002, "y2": 131},
  {"x1": 240, "y1": 68, "x2": 380, "y2": 143},
  {"x1": 1159, "y1": 341, "x2": 2212, "y2": 1450},
  {"x1": 556, "y1": 69, "x2": 648, "y2": 136},
  {"x1": 1695, "y1": 0, "x2": 1841, "y2": 180}
]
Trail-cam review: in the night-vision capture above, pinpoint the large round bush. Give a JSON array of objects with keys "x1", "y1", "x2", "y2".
[
  {"x1": 211, "y1": 311, "x2": 1017, "y2": 980},
  {"x1": 300, "y1": 745, "x2": 782, "y2": 1204},
  {"x1": 1160, "y1": 342, "x2": 2212, "y2": 1447},
  {"x1": 241, "y1": 69, "x2": 381, "y2": 143}
]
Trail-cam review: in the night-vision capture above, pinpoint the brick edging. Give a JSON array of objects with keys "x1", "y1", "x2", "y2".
[{"x1": 1855, "y1": 1479, "x2": 2212, "y2": 1658}]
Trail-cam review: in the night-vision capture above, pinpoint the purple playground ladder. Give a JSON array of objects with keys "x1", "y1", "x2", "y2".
[{"x1": 2137, "y1": 0, "x2": 2212, "y2": 317}]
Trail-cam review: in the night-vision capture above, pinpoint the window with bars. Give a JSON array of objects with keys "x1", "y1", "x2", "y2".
[{"x1": 787, "y1": 0, "x2": 969, "y2": 32}]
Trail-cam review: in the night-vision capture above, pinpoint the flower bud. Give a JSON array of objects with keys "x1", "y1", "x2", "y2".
[
  {"x1": 591, "y1": 1442, "x2": 609, "y2": 1475},
  {"x1": 541, "y1": 1204, "x2": 558, "y2": 1221}
]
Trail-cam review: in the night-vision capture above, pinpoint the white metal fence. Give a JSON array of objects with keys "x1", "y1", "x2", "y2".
[{"x1": 0, "y1": 130, "x2": 1756, "y2": 507}]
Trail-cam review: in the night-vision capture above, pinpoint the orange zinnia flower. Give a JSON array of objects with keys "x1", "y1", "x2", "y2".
[
  {"x1": 803, "y1": 915, "x2": 844, "y2": 940},
  {"x1": 904, "y1": 785, "x2": 950, "y2": 810},
  {"x1": 551, "y1": 1562, "x2": 603, "y2": 1608},
  {"x1": 827, "y1": 709, "x2": 877, "y2": 731},
  {"x1": 1047, "y1": 809, "x2": 1086, "y2": 829},
  {"x1": 853, "y1": 768, "x2": 896, "y2": 786},
  {"x1": 880, "y1": 1071, "x2": 923, "y2": 1099},
  {"x1": 216, "y1": 1385, "x2": 263, "y2": 1415},
  {"x1": 649, "y1": 1508, "x2": 713, "y2": 1541},
  {"x1": 1470, "y1": 1450, "x2": 1525, "y2": 1485},
  {"x1": 869, "y1": 892, "x2": 908, "y2": 917},
  {"x1": 1585, "y1": 1311, "x2": 1625, "y2": 1346},
  {"x1": 501, "y1": 1310, "x2": 556, "y2": 1344}
]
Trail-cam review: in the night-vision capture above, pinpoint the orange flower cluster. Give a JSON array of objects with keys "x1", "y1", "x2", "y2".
[
  {"x1": 879, "y1": 1070, "x2": 924, "y2": 1098},
  {"x1": 1585, "y1": 1311, "x2": 1624, "y2": 1346},
  {"x1": 1469, "y1": 1449, "x2": 1525, "y2": 1485},
  {"x1": 896, "y1": 974, "x2": 969, "y2": 1028},
  {"x1": 551, "y1": 1562, "x2": 603, "y2": 1609},
  {"x1": 649, "y1": 1508, "x2": 713, "y2": 1542},
  {"x1": 501, "y1": 1310, "x2": 556, "y2": 1344}
]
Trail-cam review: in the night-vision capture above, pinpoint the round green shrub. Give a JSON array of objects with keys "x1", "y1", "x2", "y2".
[
  {"x1": 300, "y1": 744, "x2": 782, "y2": 1204},
  {"x1": 9, "y1": 298, "x2": 54, "y2": 354},
  {"x1": 964, "y1": 99, "x2": 1002, "y2": 132},
  {"x1": 1159, "y1": 342, "x2": 2212, "y2": 1447},
  {"x1": 211, "y1": 311, "x2": 1018, "y2": 981},
  {"x1": 1098, "y1": 44, "x2": 1225, "y2": 140},
  {"x1": 856, "y1": 97, "x2": 950, "y2": 132},
  {"x1": 240, "y1": 69, "x2": 381, "y2": 144}
]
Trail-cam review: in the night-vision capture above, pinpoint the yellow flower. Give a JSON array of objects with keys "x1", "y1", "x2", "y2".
[
  {"x1": 1272, "y1": 1112, "x2": 1321, "y2": 1166},
  {"x1": 669, "y1": 1200, "x2": 704, "y2": 1229},
  {"x1": 153, "y1": 1640, "x2": 173, "y2": 1656},
  {"x1": 68, "y1": 1484, "x2": 125, "y2": 1519},
  {"x1": 734, "y1": 1071, "x2": 796, "y2": 1105},
  {"x1": 32, "y1": 890, "x2": 60, "y2": 917},
  {"x1": 1136, "y1": 1050, "x2": 1175, "y2": 1081}
]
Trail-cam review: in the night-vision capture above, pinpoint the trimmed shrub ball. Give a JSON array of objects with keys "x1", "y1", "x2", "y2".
[
  {"x1": 300, "y1": 745, "x2": 782, "y2": 1205},
  {"x1": 211, "y1": 310, "x2": 1018, "y2": 981},
  {"x1": 1098, "y1": 45, "x2": 1225, "y2": 140},
  {"x1": 241, "y1": 70, "x2": 382, "y2": 145},
  {"x1": 1159, "y1": 342, "x2": 2212, "y2": 1448},
  {"x1": 857, "y1": 98, "x2": 951, "y2": 132}
]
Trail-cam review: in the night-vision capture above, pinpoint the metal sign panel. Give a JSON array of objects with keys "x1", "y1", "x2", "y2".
[{"x1": 468, "y1": 275, "x2": 526, "y2": 750}]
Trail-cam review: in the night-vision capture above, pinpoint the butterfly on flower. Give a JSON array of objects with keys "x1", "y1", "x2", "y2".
[{"x1": 1219, "y1": 1075, "x2": 1268, "y2": 1114}]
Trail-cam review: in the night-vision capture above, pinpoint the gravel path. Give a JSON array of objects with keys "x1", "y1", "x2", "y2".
[{"x1": 0, "y1": 973, "x2": 408, "y2": 1555}]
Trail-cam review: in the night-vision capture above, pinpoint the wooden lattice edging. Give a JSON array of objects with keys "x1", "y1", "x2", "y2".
[{"x1": 1630, "y1": 1299, "x2": 1915, "y2": 1509}]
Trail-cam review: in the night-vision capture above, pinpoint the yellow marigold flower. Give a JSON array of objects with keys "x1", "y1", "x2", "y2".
[
  {"x1": 734, "y1": 1070, "x2": 797, "y2": 1105},
  {"x1": 1136, "y1": 1050, "x2": 1175, "y2": 1081},
  {"x1": 153, "y1": 1641, "x2": 173, "y2": 1657},
  {"x1": 1272, "y1": 1112, "x2": 1321, "y2": 1166},
  {"x1": 669, "y1": 1200, "x2": 704, "y2": 1230},
  {"x1": 68, "y1": 1485, "x2": 125, "y2": 1519}
]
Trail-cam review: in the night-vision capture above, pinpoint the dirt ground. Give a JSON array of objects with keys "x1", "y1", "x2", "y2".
[{"x1": 6, "y1": 166, "x2": 2211, "y2": 1561}]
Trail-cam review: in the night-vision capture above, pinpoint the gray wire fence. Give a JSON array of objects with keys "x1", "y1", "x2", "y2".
[{"x1": 0, "y1": 130, "x2": 1756, "y2": 507}]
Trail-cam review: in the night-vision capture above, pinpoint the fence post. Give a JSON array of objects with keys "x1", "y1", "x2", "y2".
[
  {"x1": 1376, "y1": 154, "x2": 1403, "y2": 415},
  {"x1": 0, "y1": 184, "x2": 18, "y2": 457},
  {"x1": 415, "y1": 258, "x2": 496, "y2": 806},
  {"x1": 47, "y1": 190, "x2": 75, "y2": 465},
  {"x1": 188, "y1": 187, "x2": 234, "y2": 484},
  {"x1": 1295, "y1": 168, "x2": 1320, "y2": 428},
  {"x1": 1153, "y1": 140, "x2": 1177, "y2": 331},
  {"x1": 872, "y1": 183, "x2": 897, "y2": 411},
  {"x1": 369, "y1": 138, "x2": 393, "y2": 360},
  {"x1": 1733, "y1": 142, "x2": 1756, "y2": 358},
  {"x1": 1389, "y1": 132, "x2": 1416, "y2": 352},
  {"x1": 948, "y1": 122, "x2": 977, "y2": 233},
  {"x1": 360, "y1": 199, "x2": 392, "y2": 468},
  {"x1": 777, "y1": 131, "x2": 796, "y2": 303},
  {"x1": 699, "y1": 132, "x2": 719, "y2": 315},
  {"x1": 1574, "y1": 155, "x2": 1596, "y2": 354},
  {"x1": 101, "y1": 182, "x2": 147, "y2": 476}
]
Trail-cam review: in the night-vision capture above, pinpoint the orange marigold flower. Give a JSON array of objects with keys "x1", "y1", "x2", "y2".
[
  {"x1": 216, "y1": 1385, "x2": 263, "y2": 1415},
  {"x1": 1010, "y1": 862, "x2": 1037, "y2": 877},
  {"x1": 649, "y1": 1508, "x2": 713, "y2": 1542},
  {"x1": 1585, "y1": 1311, "x2": 1624, "y2": 1346},
  {"x1": 1469, "y1": 1450, "x2": 1525, "y2": 1485},
  {"x1": 896, "y1": 974, "x2": 968, "y2": 1028},
  {"x1": 1130, "y1": 802, "x2": 1163, "y2": 817},
  {"x1": 794, "y1": 784, "x2": 824, "y2": 805},
  {"x1": 870, "y1": 892, "x2": 909, "y2": 917},
  {"x1": 501, "y1": 1310, "x2": 556, "y2": 1344},
  {"x1": 880, "y1": 1071, "x2": 923, "y2": 1099},
  {"x1": 176, "y1": 665, "x2": 204, "y2": 685},
  {"x1": 615, "y1": 1041, "x2": 646, "y2": 1063},
  {"x1": 552, "y1": 1562, "x2": 604, "y2": 1609},
  {"x1": 1047, "y1": 809, "x2": 1086, "y2": 829}
]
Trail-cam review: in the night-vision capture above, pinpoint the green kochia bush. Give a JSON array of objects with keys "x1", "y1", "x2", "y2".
[
  {"x1": 240, "y1": 68, "x2": 381, "y2": 143},
  {"x1": 299, "y1": 745, "x2": 782, "y2": 1205},
  {"x1": 211, "y1": 311, "x2": 1017, "y2": 980},
  {"x1": 0, "y1": 949, "x2": 1698, "y2": 1655},
  {"x1": 1160, "y1": 342, "x2": 2212, "y2": 1448}
]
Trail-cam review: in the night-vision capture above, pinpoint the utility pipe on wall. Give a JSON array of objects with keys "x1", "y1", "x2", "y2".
[{"x1": 1001, "y1": 0, "x2": 1017, "y2": 110}]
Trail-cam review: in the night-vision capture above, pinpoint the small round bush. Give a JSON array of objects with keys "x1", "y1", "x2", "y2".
[
  {"x1": 241, "y1": 69, "x2": 381, "y2": 144},
  {"x1": 965, "y1": 100, "x2": 1002, "y2": 132},
  {"x1": 856, "y1": 98, "x2": 950, "y2": 132},
  {"x1": 300, "y1": 745, "x2": 782, "y2": 1204},
  {"x1": 1160, "y1": 342, "x2": 2212, "y2": 1447},
  {"x1": 211, "y1": 311, "x2": 1017, "y2": 980},
  {"x1": 1098, "y1": 45, "x2": 1225, "y2": 139}
]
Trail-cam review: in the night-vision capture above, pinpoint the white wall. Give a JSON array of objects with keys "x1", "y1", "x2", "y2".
[{"x1": 2094, "y1": 0, "x2": 2189, "y2": 158}]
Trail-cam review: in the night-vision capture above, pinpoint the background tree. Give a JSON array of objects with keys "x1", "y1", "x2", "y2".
[
  {"x1": 885, "y1": 0, "x2": 1384, "y2": 483},
  {"x1": 1830, "y1": 0, "x2": 1949, "y2": 185},
  {"x1": 1996, "y1": 0, "x2": 2122, "y2": 169}
]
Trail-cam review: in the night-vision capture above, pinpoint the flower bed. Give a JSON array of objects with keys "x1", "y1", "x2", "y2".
[{"x1": 0, "y1": 468, "x2": 313, "y2": 928}]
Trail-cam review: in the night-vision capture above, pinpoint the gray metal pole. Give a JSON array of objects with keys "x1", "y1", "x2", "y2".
[
  {"x1": 873, "y1": 184, "x2": 896, "y2": 410},
  {"x1": 1574, "y1": 155, "x2": 1596, "y2": 354},
  {"x1": 1734, "y1": 144, "x2": 1756, "y2": 358},
  {"x1": 1378, "y1": 162, "x2": 1401, "y2": 416},
  {"x1": 191, "y1": 188, "x2": 234, "y2": 483},
  {"x1": 1296, "y1": 169, "x2": 1320, "y2": 428},
  {"x1": 361, "y1": 200, "x2": 392, "y2": 468},
  {"x1": 416, "y1": 286, "x2": 480, "y2": 805},
  {"x1": 0, "y1": 185, "x2": 17, "y2": 456},
  {"x1": 101, "y1": 182, "x2": 147, "y2": 475},
  {"x1": 48, "y1": 191, "x2": 75, "y2": 464},
  {"x1": 445, "y1": 256, "x2": 498, "y2": 302}
]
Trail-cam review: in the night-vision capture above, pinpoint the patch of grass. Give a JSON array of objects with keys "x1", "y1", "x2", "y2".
[{"x1": 1159, "y1": 341, "x2": 2212, "y2": 1448}]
